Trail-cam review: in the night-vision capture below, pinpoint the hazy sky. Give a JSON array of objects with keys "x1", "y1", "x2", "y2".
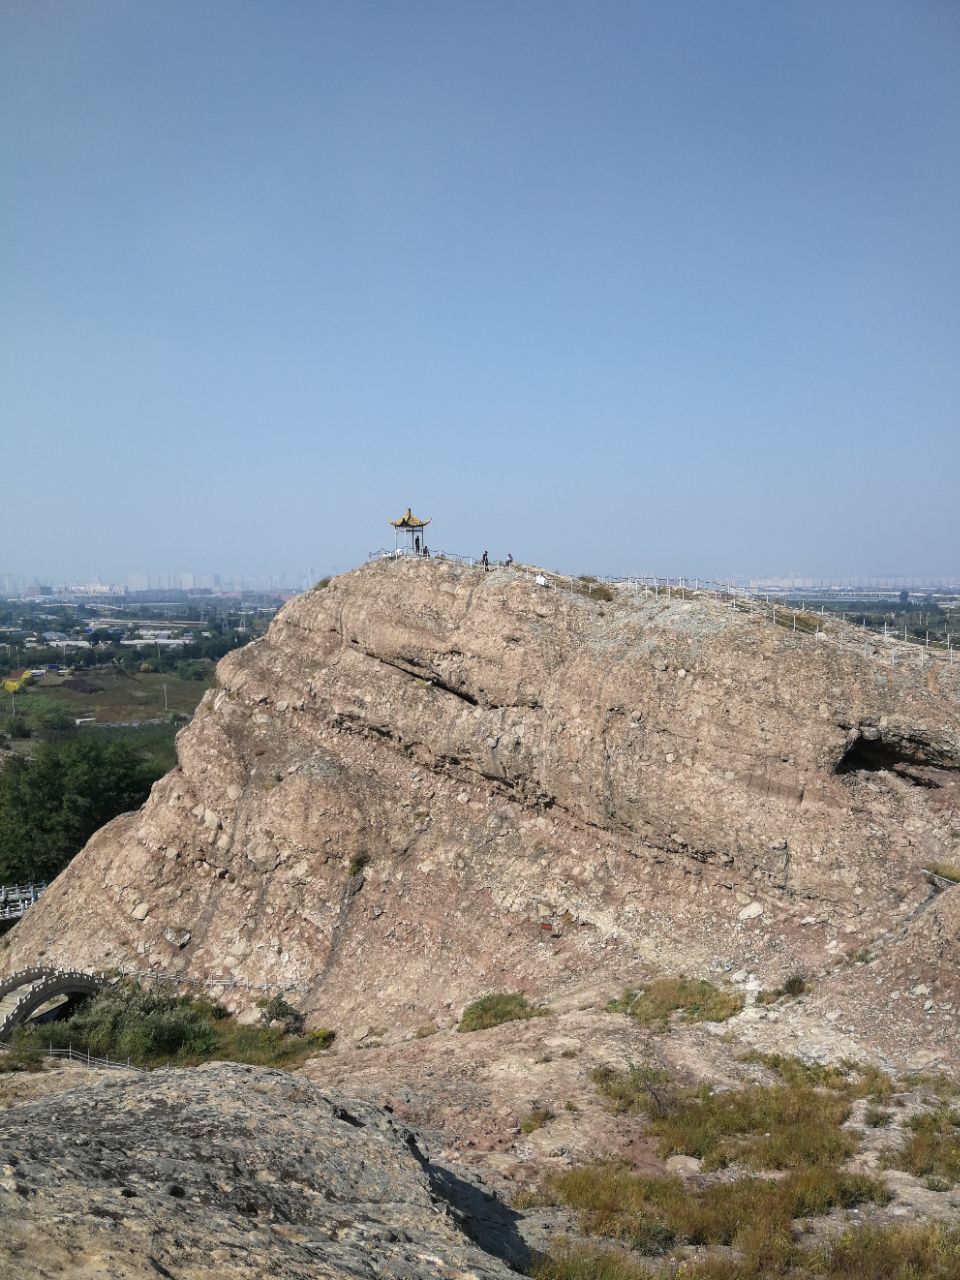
[{"x1": 2, "y1": 1, "x2": 958, "y2": 582}]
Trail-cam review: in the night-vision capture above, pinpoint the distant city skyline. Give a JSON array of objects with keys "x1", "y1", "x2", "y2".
[{"x1": 4, "y1": 565, "x2": 960, "y2": 601}]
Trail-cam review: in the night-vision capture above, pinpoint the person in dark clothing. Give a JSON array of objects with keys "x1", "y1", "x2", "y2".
[
  {"x1": 481, "y1": 549, "x2": 489, "y2": 571},
  {"x1": 505, "y1": 552, "x2": 514, "y2": 567},
  {"x1": 415, "y1": 535, "x2": 421, "y2": 554}
]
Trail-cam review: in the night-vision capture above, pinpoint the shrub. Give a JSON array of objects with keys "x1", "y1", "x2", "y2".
[
  {"x1": 864, "y1": 1106, "x2": 892, "y2": 1128},
  {"x1": 591, "y1": 1062, "x2": 674, "y2": 1117},
  {"x1": 14, "y1": 983, "x2": 330, "y2": 1070},
  {"x1": 0, "y1": 1039, "x2": 44, "y2": 1072},
  {"x1": 19, "y1": 987, "x2": 217, "y2": 1063},
  {"x1": 458, "y1": 992, "x2": 546, "y2": 1033},
  {"x1": 521, "y1": 1106, "x2": 556, "y2": 1134},
  {"x1": 755, "y1": 973, "x2": 808, "y2": 1005},
  {"x1": 258, "y1": 994, "x2": 306, "y2": 1036},
  {"x1": 348, "y1": 851, "x2": 370, "y2": 877},
  {"x1": 881, "y1": 1106, "x2": 960, "y2": 1184},
  {"x1": 608, "y1": 979, "x2": 743, "y2": 1028},
  {"x1": 414, "y1": 1022, "x2": 438, "y2": 1039}
]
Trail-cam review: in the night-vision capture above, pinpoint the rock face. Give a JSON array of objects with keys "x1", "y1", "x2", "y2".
[
  {"x1": 3, "y1": 558, "x2": 959, "y2": 1063},
  {"x1": 0, "y1": 1062, "x2": 519, "y2": 1278}
]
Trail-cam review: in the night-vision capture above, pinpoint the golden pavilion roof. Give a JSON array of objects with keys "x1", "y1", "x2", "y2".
[{"x1": 388, "y1": 507, "x2": 431, "y2": 529}]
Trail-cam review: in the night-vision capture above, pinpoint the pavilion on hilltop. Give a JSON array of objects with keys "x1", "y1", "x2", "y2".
[{"x1": 388, "y1": 507, "x2": 431, "y2": 555}]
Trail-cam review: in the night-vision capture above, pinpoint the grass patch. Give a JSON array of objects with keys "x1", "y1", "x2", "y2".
[
  {"x1": 926, "y1": 862, "x2": 960, "y2": 883},
  {"x1": 414, "y1": 1021, "x2": 438, "y2": 1039},
  {"x1": 864, "y1": 1106, "x2": 892, "y2": 1128},
  {"x1": 773, "y1": 609, "x2": 820, "y2": 635},
  {"x1": 11, "y1": 982, "x2": 333, "y2": 1070},
  {"x1": 608, "y1": 978, "x2": 743, "y2": 1028},
  {"x1": 757, "y1": 973, "x2": 808, "y2": 1005},
  {"x1": 521, "y1": 1105, "x2": 556, "y2": 1134},
  {"x1": 742, "y1": 1051, "x2": 894, "y2": 1103},
  {"x1": 881, "y1": 1106, "x2": 960, "y2": 1184},
  {"x1": 591, "y1": 1062, "x2": 674, "y2": 1117},
  {"x1": 573, "y1": 576, "x2": 615, "y2": 603},
  {"x1": 458, "y1": 991, "x2": 546, "y2": 1033},
  {"x1": 649, "y1": 1080, "x2": 856, "y2": 1171},
  {"x1": 532, "y1": 1244, "x2": 653, "y2": 1280},
  {"x1": 812, "y1": 1222, "x2": 960, "y2": 1280},
  {"x1": 534, "y1": 1223, "x2": 960, "y2": 1280},
  {"x1": 536, "y1": 1162, "x2": 887, "y2": 1261},
  {"x1": 593, "y1": 1055, "x2": 896, "y2": 1173}
]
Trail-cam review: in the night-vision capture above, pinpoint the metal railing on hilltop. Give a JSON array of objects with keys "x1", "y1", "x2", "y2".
[{"x1": 368, "y1": 547, "x2": 959, "y2": 676}]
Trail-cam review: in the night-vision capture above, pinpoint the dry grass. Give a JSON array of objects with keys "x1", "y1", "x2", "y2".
[
  {"x1": 592, "y1": 1057, "x2": 877, "y2": 1172},
  {"x1": 532, "y1": 1244, "x2": 653, "y2": 1280},
  {"x1": 458, "y1": 991, "x2": 546, "y2": 1033},
  {"x1": 521, "y1": 1105, "x2": 556, "y2": 1134},
  {"x1": 534, "y1": 1223, "x2": 960, "y2": 1280},
  {"x1": 757, "y1": 973, "x2": 809, "y2": 1004},
  {"x1": 742, "y1": 1051, "x2": 894, "y2": 1103},
  {"x1": 881, "y1": 1106, "x2": 960, "y2": 1184},
  {"x1": 534, "y1": 1053, "x2": 957, "y2": 1279},
  {"x1": 535, "y1": 1162, "x2": 887, "y2": 1263},
  {"x1": 812, "y1": 1222, "x2": 960, "y2": 1280},
  {"x1": 925, "y1": 862, "x2": 960, "y2": 883},
  {"x1": 608, "y1": 979, "x2": 743, "y2": 1029},
  {"x1": 653, "y1": 1083, "x2": 852, "y2": 1171},
  {"x1": 573, "y1": 576, "x2": 616, "y2": 603}
]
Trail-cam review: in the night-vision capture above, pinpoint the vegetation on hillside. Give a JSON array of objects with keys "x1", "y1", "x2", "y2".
[
  {"x1": 532, "y1": 1222, "x2": 960, "y2": 1280},
  {"x1": 607, "y1": 978, "x2": 743, "y2": 1028},
  {"x1": 517, "y1": 1053, "x2": 951, "y2": 1279},
  {"x1": 458, "y1": 991, "x2": 547, "y2": 1032},
  {"x1": 0, "y1": 737, "x2": 162, "y2": 883},
  {"x1": 4, "y1": 983, "x2": 333, "y2": 1070}
]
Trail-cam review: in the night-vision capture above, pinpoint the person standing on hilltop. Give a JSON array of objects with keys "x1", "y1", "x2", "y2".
[
  {"x1": 505, "y1": 552, "x2": 514, "y2": 567},
  {"x1": 481, "y1": 549, "x2": 489, "y2": 571}
]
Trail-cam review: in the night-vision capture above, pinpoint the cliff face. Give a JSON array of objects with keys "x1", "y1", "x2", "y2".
[{"x1": 4, "y1": 559, "x2": 959, "y2": 1056}]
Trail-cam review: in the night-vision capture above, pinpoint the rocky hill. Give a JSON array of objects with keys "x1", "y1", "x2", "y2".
[{"x1": 3, "y1": 558, "x2": 958, "y2": 1067}]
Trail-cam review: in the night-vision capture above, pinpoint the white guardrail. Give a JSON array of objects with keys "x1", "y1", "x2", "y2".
[
  {"x1": 369, "y1": 548, "x2": 959, "y2": 673},
  {"x1": 0, "y1": 883, "x2": 47, "y2": 921},
  {"x1": 41, "y1": 1044, "x2": 144, "y2": 1072}
]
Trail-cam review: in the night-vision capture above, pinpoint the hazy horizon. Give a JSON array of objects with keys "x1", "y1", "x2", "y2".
[{"x1": 2, "y1": 2, "x2": 957, "y2": 583}]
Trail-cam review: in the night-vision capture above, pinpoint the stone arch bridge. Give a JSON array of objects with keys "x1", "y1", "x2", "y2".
[{"x1": 0, "y1": 968, "x2": 105, "y2": 1042}]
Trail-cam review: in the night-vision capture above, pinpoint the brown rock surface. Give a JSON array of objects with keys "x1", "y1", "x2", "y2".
[{"x1": 3, "y1": 558, "x2": 959, "y2": 1067}]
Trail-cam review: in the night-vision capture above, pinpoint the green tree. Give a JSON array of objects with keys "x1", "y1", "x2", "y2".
[{"x1": 0, "y1": 738, "x2": 161, "y2": 884}]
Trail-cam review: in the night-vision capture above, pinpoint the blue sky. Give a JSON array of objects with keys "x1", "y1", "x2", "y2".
[{"x1": 2, "y1": 1, "x2": 957, "y2": 581}]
